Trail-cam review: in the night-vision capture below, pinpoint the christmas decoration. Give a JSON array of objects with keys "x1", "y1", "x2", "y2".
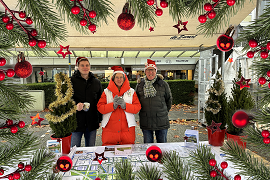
[
  {"x1": 246, "y1": 39, "x2": 270, "y2": 59},
  {"x1": 6, "y1": 69, "x2": 15, "y2": 77},
  {"x1": 39, "y1": 71, "x2": 44, "y2": 76},
  {"x1": 155, "y1": 8, "x2": 163, "y2": 16},
  {"x1": 146, "y1": 145, "x2": 162, "y2": 162},
  {"x1": 149, "y1": 26, "x2": 154, "y2": 32},
  {"x1": 235, "y1": 76, "x2": 251, "y2": 90},
  {"x1": 198, "y1": 15, "x2": 207, "y2": 23},
  {"x1": 57, "y1": 45, "x2": 72, "y2": 58},
  {"x1": 209, "y1": 158, "x2": 216, "y2": 166},
  {"x1": 207, "y1": 120, "x2": 222, "y2": 134},
  {"x1": 217, "y1": 26, "x2": 235, "y2": 52},
  {"x1": 234, "y1": 175, "x2": 241, "y2": 180},
  {"x1": 0, "y1": 71, "x2": 5, "y2": 81},
  {"x1": 30, "y1": 113, "x2": 45, "y2": 126},
  {"x1": 71, "y1": 5, "x2": 80, "y2": 14},
  {"x1": 38, "y1": 40, "x2": 46, "y2": 48},
  {"x1": 88, "y1": 24, "x2": 97, "y2": 32},
  {"x1": 258, "y1": 77, "x2": 267, "y2": 85},
  {"x1": 208, "y1": 158, "x2": 237, "y2": 179},
  {"x1": 80, "y1": 19, "x2": 87, "y2": 26},
  {"x1": 93, "y1": 152, "x2": 107, "y2": 164},
  {"x1": 263, "y1": 137, "x2": 270, "y2": 144},
  {"x1": 208, "y1": 10, "x2": 216, "y2": 19},
  {"x1": 246, "y1": 51, "x2": 254, "y2": 58},
  {"x1": 227, "y1": 0, "x2": 236, "y2": 6},
  {"x1": 261, "y1": 130, "x2": 270, "y2": 138},
  {"x1": 14, "y1": 52, "x2": 33, "y2": 78},
  {"x1": 228, "y1": 58, "x2": 233, "y2": 63},
  {"x1": 56, "y1": 156, "x2": 72, "y2": 172},
  {"x1": 147, "y1": 0, "x2": 155, "y2": 6},
  {"x1": 173, "y1": 20, "x2": 188, "y2": 34},
  {"x1": 0, "y1": 119, "x2": 25, "y2": 133},
  {"x1": 117, "y1": 3, "x2": 135, "y2": 31},
  {"x1": 0, "y1": 58, "x2": 6, "y2": 66},
  {"x1": 89, "y1": 10, "x2": 97, "y2": 18},
  {"x1": 232, "y1": 110, "x2": 249, "y2": 129},
  {"x1": 160, "y1": 0, "x2": 168, "y2": 8}
]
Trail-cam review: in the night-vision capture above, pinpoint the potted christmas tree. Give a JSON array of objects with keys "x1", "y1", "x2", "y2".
[
  {"x1": 205, "y1": 71, "x2": 229, "y2": 146},
  {"x1": 45, "y1": 72, "x2": 77, "y2": 154},
  {"x1": 227, "y1": 67, "x2": 255, "y2": 148}
]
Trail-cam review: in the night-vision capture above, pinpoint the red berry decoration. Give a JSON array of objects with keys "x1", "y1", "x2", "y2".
[
  {"x1": 217, "y1": 34, "x2": 234, "y2": 52},
  {"x1": 198, "y1": 15, "x2": 207, "y2": 23},
  {"x1": 147, "y1": 0, "x2": 154, "y2": 6},
  {"x1": 8, "y1": 174, "x2": 14, "y2": 180},
  {"x1": 212, "y1": 0, "x2": 219, "y2": 2},
  {"x1": 204, "y1": 3, "x2": 212, "y2": 11},
  {"x1": 267, "y1": 42, "x2": 270, "y2": 50},
  {"x1": 261, "y1": 130, "x2": 270, "y2": 138},
  {"x1": 18, "y1": 121, "x2": 25, "y2": 128},
  {"x1": 57, "y1": 156, "x2": 73, "y2": 172},
  {"x1": 6, "y1": 119, "x2": 13, "y2": 126},
  {"x1": 210, "y1": 170, "x2": 217, "y2": 177},
  {"x1": 160, "y1": 0, "x2": 168, "y2": 8},
  {"x1": 25, "y1": 17, "x2": 33, "y2": 25},
  {"x1": 6, "y1": 69, "x2": 15, "y2": 77},
  {"x1": 227, "y1": 0, "x2": 236, "y2": 6},
  {"x1": 11, "y1": 126, "x2": 18, "y2": 133},
  {"x1": 260, "y1": 51, "x2": 268, "y2": 59},
  {"x1": 234, "y1": 174, "x2": 241, "y2": 180},
  {"x1": 146, "y1": 145, "x2": 162, "y2": 162},
  {"x1": 2, "y1": 16, "x2": 10, "y2": 23},
  {"x1": 155, "y1": 8, "x2": 163, "y2": 16},
  {"x1": 208, "y1": 10, "x2": 216, "y2": 19},
  {"x1": 247, "y1": 51, "x2": 254, "y2": 58},
  {"x1": 220, "y1": 161, "x2": 228, "y2": 169},
  {"x1": 95, "y1": 178, "x2": 101, "y2": 180},
  {"x1": 117, "y1": 13, "x2": 135, "y2": 31},
  {"x1": 38, "y1": 40, "x2": 46, "y2": 48},
  {"x1": 0, "y1": 58, "x2": 6, "y2": 66},
  {"x1": 0, "y1": 71, "x2": 5, "y2": 81},
  {"x1": 80, "y1": 19, "x2": 87, "y2": 26},
  {"x1": 258, "y1": 77, "x2": 267, "y2": 85},
  {"x1": 19, "y1": 11, "x2": 26, "y2": 18},
  {"x1": 18, "y1": 162, "x2": 24, "y2": 169},
  {"x1": 209, "y1": 159, "x2": 216, "y2": 166},
  {"x1": 268, "y1": 83, "x2": 270, "y2": 89},
  {"x1": 30, "y1": 29, "x2": 38, "y2": 36},
  {"x1": 88, "y1": 24, "x2": 96, "y2": 32},
  {"x1": 232, "y1": 110, "x2": 249, "y2": 129},
  {"x1": 13, "y1": 172, "x2": 20, "y2": 179},
  {"x1": 71, "y1": 6, "x2": 80, "y2": 15},
  {"x1": 29, "y1": 39, "x2": 37, "y2": 47},
  {"x1": 25, "y1": 165, "x2": 32, "y2": 172},
  {"x1": 249, "y1": 39, "x2": 258, "y2": 48},
  {"x1": 15, "y1": 59, "x2": 33, "y2": 78},
  {"x1": 263, "y1": 137, "x2": 270, "y2": 144},
  {"x1": 6, "y1": 22, "x2": 14, "y2": 30},
  {"x1": 267, "y1": 70, "x2": 270, "y2": 77},
  {"x1": 0, "y1": 169, "x2": 4, "y2": 175},
  {"x1": 89, "y1": 10, "x2": 96, "y2": 18}
]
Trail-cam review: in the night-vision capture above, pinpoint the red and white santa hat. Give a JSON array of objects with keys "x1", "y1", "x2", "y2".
[
  {"x1": 144, "y1": 59, "x2": 157, "y2": 72},
  {"x1": 110, "y1": 66, "x2": 125, "y2": 75}
]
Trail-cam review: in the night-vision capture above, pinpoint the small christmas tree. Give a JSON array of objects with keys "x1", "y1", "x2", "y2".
[
  {"x1": 227, "y1": 67, "x2": 255, "y2": 135},
  {"x1": 205, "y1": 71, "x2": 228, "y2": 130}
]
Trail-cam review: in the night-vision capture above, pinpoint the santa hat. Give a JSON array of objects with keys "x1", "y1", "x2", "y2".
[
  {"x1": 110, "y1": 66, "x2": 125, "y2": 75},
  {"x1": 144, "y1": 59, "x2": 157, "y2": 72},
  {"x1": 76, "y1": 57, "x2": 89, "y2": 66}
]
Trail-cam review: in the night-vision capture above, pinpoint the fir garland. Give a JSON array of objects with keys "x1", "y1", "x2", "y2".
[{"x1": 207, "y1": 79, "x2": 225, "y2": 96}]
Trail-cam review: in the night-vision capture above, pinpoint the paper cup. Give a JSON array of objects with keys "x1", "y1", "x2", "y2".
[{"x1": 83, "y1": 102, "x2": 90, "y2": 112}]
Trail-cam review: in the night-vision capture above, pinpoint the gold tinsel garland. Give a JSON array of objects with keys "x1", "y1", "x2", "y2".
[
  {"x1": 205, "y1": 99, "x2": 221, "y2": 114},
  {"x1": 45, "y1": 73, "x2": 77, "y2": 124}
]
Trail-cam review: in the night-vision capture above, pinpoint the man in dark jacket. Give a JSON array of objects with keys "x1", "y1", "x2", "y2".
[
  {"x1": 135, "y1": 59, "x2": 172, "y2": 143},
  {"x1": 70, "y1": 57, "x2": 103, "y2": 147}
]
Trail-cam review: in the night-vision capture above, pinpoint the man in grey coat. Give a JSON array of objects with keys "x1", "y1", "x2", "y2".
[{"x1": 135, "y1": 59, "x2": 172, "y2": 143}]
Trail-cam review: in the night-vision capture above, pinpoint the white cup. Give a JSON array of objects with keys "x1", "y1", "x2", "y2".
[{"x1": 83, "y1": 102, "x2": 90, "y2": 112}]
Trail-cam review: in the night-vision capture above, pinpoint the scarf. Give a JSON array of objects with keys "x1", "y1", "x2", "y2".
[{"x1": 143, "y1": 75, "x2": 157, "y2": 98}]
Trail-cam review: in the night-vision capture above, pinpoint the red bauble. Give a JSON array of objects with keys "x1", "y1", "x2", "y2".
[
  {"x1": 160, "y1": 0, "x2": 168, "y2": 8},
  {"x1": 71, "y1": 6, "x2": 80, "y2": 15},
  {"x1": 198, "y1": 15, "x2": 207, "y2": 23},
  {"x1": 31, "y1": 29, "x2": 38, "y2": 36},
  {"x1": 204, "y1": 3, "x2": 212, "y2": 11},
  {"x1": 262, "y1": 130, "x2": 270, "y2": 138},
  {"x1": 38, "y1": 40, "x2": 46, "y2": 48},
  {"x1": 0, "y1": 58, "x2": 6, "y2": 66},
  {"x1": 234, "y1": 174, "x2": 241, "y2": 180},
  {"x1": 57, "y1": 156, "x2": 73, "y2": 172},
  {"x1": 6, "y1": 119, "x2": 13, "y2": 126},
  {"x1": 247, "y1": 51, "x2": 254, "y2": 58},
  {"x1": 6, "y1": 69, "x2": 15, "y2": 77},
  {"x1": 25, "y1": 165, "x2": 32, "y2": 172},
  {"x1": 147, "y1": 0, "x2": 155, "y2": 6},
  {"x1": 6, "y1": 22, "x2": 14, "y2": 30},
  {"x1": 209, "y1": 159, "x2": 216, "y2": 166},
  {"x1": 263, "y1": 137, "x2": 270, "y2": 144},
  {"x1": 232, "y1": 110, "x2": 249, "y2": 129},
  {"x1": 227, "y1": 0, "x2": 236, "y2": 6},
  {"x1": 268, "y1": 82, "x2": 270, "y2": 89},
  {"x1": 117, "y1": 13, "x2": 135, "y2": 30},
  {"x1": 13, "y1": 172, "x2": 20, "y2": 179},
  {"x1": 80, "y1": 19, "x2": 87, "y2": 26},
  {"x1": 11, "y1": 126, "x2": 18, "y2": 133},
  {"x1": 19, "y1": 11, "x2": 26, "y2": 18},
  {"x1": 0, "y1": 169, "x2": 4, "y2": 175},
  {"x1": 212, "y1": 0, "x2": 219, "y2": 2},
  {"x1": 267, "y1": 70, "x2": 270, "y2": 77},
  {"x1": 89, "y1": 10, "x2": 97, "y2": 18},
  {"x1": 220, "y1": 161, "x2": 228, "y2": 169},
  {"x1": 88, "y1": 24, "x2": 96, "y2": 32},
  {"x1": 210, "y1": 170, "x2": 217, "y2": 177},
  {"x1": 267, "y1": 42, "x2": 270, "y2": 50},
  {"x1": 8, "y1": 174, "x2": 14, "y2": 180},
  {"x1": 95, "y1": 178, "x2": 101, "y2": 180},
  {"x1": 15, "y1": 60, "x2": 33, "y2": 78},
  {"x1": 25, "y1": 17, "x2": 33, "y2": 25},
  {"x1": 260, "y1": 51, "x2": 268, "y2": 59},
  {"x1": 18, "y1": 162, "x2": 24, "y2": 169},
  {"x1": 146, "y1": 145, "x2": 162, "y2": 162},
  {"x1": 208, "y1": 10, "x2": 216, "y2": 19},
  {"x1": 29, "y1": 39, "x2": 37, "y2": 47},
  {"x1": 18, "y1": 121, "x2": 25, "y2": 128},
  {"x1": 248, "y1": 39, "x2": 258, "y2": 48},
  {"x1": 2, "y1": 16, "x2": 10, "y2": 23},
  {"x1": 217, "y1": 34, "x2": 234, "y2": 52},
  {"x1": 155, "y1": 8, "x2": 163, "y2": 16},
  {"x1": 258, "y1": 77, "x2": 267, "y2": 85},
  {"x1": 0, "y1": 71, "x2": 5, "y2": 81}
]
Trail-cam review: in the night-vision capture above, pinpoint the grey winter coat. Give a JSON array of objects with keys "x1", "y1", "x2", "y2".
[{"x1": 135, "y1": 75, "x2": 172, "y2": 130}]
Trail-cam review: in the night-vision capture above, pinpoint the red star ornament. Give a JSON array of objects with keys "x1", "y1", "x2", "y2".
[
  {"x1": 30, "y1": 113, "x2": 45, "y2": 126},
  {"x1": 57, "y1": 45, "x2": 72, "y2": 59},
  {"x1": 236, "y1": 76, "x2": 251, "y2": 90},
  {"x1": 39, "y1": 71, "x2": 44, "y2": 76},
  {"x1": 228, "y1": 58, "x2": 233, "y2": 63},
  {"x1": 149, "y1": 27, "x2": 154, "y2": 32},
  {"x1": 173, "y1": 20, "x2": 188, "y2": 34},
  {"x1": 93, "y1": 152, "x2": 107, "y2": 164},
  {"x1": 183, "y1": 136, "x2": 189, "y2": 141},
  {"x1": 207, "y1": 120, "x2": 222, "y2": 134}
]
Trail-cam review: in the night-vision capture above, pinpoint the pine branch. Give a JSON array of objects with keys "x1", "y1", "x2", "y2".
[
  {"x1": 136, "y1": 163, "x2": 162, "y2": 180},
  {"x1": 161, "y1": 151, "x2": 195, "y2": 180},
  {"x1": 114, "y1": 158, "x2": 135, "y2": 180},
  {"x1": 221, "y1": 140, "x2": 270, "y2": 179},
  {"x1": 254, "y1": 106, "x2": 270, "y2": 127}
]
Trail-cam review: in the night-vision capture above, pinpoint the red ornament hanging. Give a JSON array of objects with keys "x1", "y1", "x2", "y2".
[
  {"x1": 6, "y1": 22, "x2": 14, "y2": 30},
  {"x1": 261, "y1": 130, "x2": 270, "y2": 138},
  {"x1": 0, "y1": 169, "x2": 4, "y2": 175},
  {"x1": 209, "y1": 159, "x2": 216, "y2": 166},
  {"x1": 260, "y1": 51, "x2": 268, "y2": 59},
  {"x1": 18, "y1": 162, "x2": 24, "y2": 169},
  {"x1": 267, "y1": 70, "x2": 270, "y2": 77},
  {"x1": 247, "y1": 51, "x2": 254, "y2": 58},
  {"x1": 71, "y1": 6, "x2": 80, "y2": 14},
  {"x1": 19, "y1": 11, "x2": 26, "y2": 18},
  {"x1": 29, "y1": 39, "x2": 37, "y2": 47},
  {"x1": 258, "y1": 77, "x2": 267, "y2": 85},
  {"x1": 208, "y1": 10, "x2": 216, "y2": 19},
  {"x1": 30, "y1": 29, "x2": 38, "y2": 36},
  {"x1": 6, "y1": 119, "x2": 13, "y2": 126},
  {"x1": 155, "y1": 8, "x2": 163, "y2": 16},
  {"x1": 147, "y1": 0, "x2": 155, "y2": 6},
  {"x1": 217, "y1": 26, "x2": 234, "y2": 52},
  {"x1": 232, "y1": 110, "x2": 249, "y2": 129},
  {"x1": 80, "y1": 19, "x2": 87, "y2": 26},
  {"x1": 88, "y1": 24, "x2": 96, "y2": 32},
  {"x1": 220, "y1": 161, "x2": 228, "y2": 169},
  {"x1": 2, "y1": 16, "x2": 10, "y2": 23},
  {"x1": 210, "y1": 170, "x2": 217, "y2": 177},
  {"x1": 38, "y1": 40, "x2": 46, "y2": 48},
  {"x1": 89, "y1": 10, "x2": 96, "y2": 18},
  {"x1": 6, "y1": 69, "x2": 15, "y2": 77},
  {"x1": 0, "y1": 58, "x2": 6, "y2": 66},
  {"x1": 146, "y1": 145, "x2": 162, "y2": 162},
  {"x1": 25, "y1": 17, "x2": 33, "y2": 25},
  {"x1": 0, "y1": 71, "x2": 5, "y2": 81},
  {"x1": 263, "y1": 137, "x2": 270, "y2": 144},
  {"x1": 117, "y1": 3, "x2": 135, "y2": 31},
  {"x1": 227, "y1": 0, "x2": 236, "y2": 6},
  {"x1": 267, "y1": 42, "x2": 270, "y2": 50},
  {"x1": 25, "y1": 165, "x2": 32, "y2": 172},
  {"x1": 198, "y1": 15, "x2": 207, "y2": 23},
  {"x1": 160, "y1": 0, "x2": 168, "y2": 8},
  {"x1": 14, "y1": 52, "x2": 33, "y2": 78},
  {"x1": 11, "y1": 126, "x2": 18, "y2": 133},
  {"x1": 18, "y1": 121, "x2": 25, "y2": 128},
  {"x1": 57, "y1": 156, "x2": 73, "y2": 172},
  {"x1": 249, "y1": 39, "x2": 258, "y2": 48},
  {"x1": 234, "y1": 174, "x2": 241, "y2": 180},
  {"x1": 204, "y1": 3, "x2": 212, "y2": 11},
  {"x1": 13, "y1": 172, "x2": 20, "y2": 179}
]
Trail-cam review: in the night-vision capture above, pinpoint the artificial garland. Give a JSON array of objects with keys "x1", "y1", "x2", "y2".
[
  {"x1": 45, "y1": 73, "x2": 77, "y2": 124},
  {"x1": 205, "y1": 99, "x2": 222, "y2": 114},
  {"x1": 207, "y1": 79, "x2": 225, "y2": 96}
]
